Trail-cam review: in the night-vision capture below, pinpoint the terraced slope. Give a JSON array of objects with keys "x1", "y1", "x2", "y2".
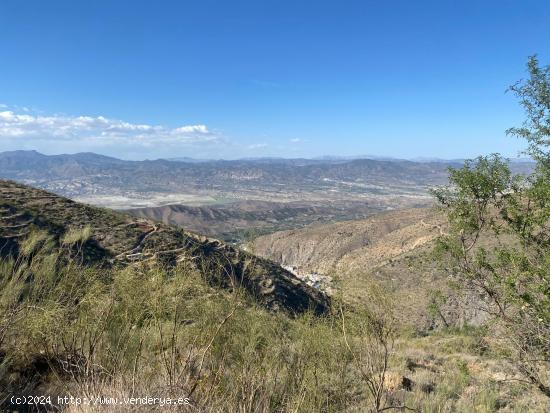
[{"x1": 0, "y1": 179, "x2": 329, "y2": 314}]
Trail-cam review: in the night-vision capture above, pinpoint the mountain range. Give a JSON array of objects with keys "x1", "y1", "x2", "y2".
[{"x1": 0, "y1": 150, "x2": 535, "y2": 212}]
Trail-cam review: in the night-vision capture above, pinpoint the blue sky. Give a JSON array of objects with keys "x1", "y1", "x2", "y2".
[{"x1": 0, "y1": 0, "x2": 549, "y2": 160}]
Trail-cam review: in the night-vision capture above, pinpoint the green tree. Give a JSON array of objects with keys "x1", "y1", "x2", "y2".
[{"x1": 432, "y1": 56, "x2": 550, "y2": 397}]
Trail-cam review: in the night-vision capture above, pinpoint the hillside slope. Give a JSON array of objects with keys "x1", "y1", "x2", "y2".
[
  {"x1": 127, "y1": 200, "x2": 380, "y2": 241},
  {"x1": 0, "y1": 179, "x2": 329, "y2": 314},
  {"x1": 249, "y1": 208, "x2": 443, "y2": 273},
  {"x1": 249, "y1": 208, "x2": 485, "y2": 330}
]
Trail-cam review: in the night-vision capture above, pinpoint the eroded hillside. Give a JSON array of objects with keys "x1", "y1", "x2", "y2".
[
  {"x1": 249, "y1": 208, "x2": 443, "y2": 274},
  {"x1": 249, "y1": 208, "x2": 485, "y2": 330}
]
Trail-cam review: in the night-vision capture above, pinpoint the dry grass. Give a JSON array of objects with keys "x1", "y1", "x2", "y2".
[
  {"x1": 0, "y1": 231, "x2": 397, "y2": 412},
  {"x1": 2, "y1": 229, "x2": 549, "y2": 412}
]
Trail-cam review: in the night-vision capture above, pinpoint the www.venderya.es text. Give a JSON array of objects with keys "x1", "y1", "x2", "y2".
[{"x1": 11, "y1": 395, "x2": 191, "y2": 407}]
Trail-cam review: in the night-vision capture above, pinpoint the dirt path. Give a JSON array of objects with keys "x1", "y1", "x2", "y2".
[{"x1": 113, "y1": 224, "x2": 159, "y2": 260}]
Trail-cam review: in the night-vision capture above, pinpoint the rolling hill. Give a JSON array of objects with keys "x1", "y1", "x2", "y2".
[{"x1": 126, "y1": 199, "x2": 380, "y2": 242}]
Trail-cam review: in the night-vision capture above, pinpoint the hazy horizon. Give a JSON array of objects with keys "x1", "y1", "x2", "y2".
[{"x1": 0, "y1": 148, "x2": 536, "y2": 163}]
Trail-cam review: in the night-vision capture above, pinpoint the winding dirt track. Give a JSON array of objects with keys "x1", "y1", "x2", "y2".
[{"x1": 113, "y1": 223, "x2": 159, "y2": 260}]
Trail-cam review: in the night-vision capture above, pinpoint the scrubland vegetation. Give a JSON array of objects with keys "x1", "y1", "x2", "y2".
[
  {"x1": 0, "y1": 232, "x2": 404, "y2": 412},
  {"x1": 1, "y1": 228, "x2": 549, "y2": 412}
]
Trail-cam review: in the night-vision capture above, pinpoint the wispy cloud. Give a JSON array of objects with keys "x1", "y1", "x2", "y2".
[
  {"x1": 289, "y1": 138, "x2": 302, "y2": 143},
  {"x1": 247, "y1": 143, "x2": 268, "y2": 150},
  {"x1": 0, "y1": 109, "x2": 220, "y2": 146}
]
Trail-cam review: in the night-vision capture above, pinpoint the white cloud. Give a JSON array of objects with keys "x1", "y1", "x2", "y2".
[
  {"x1": 0, "y1": 109, "x2": 220, "y2": 146},
  {"x1": 289, "y1": 138, "x2": 301, "y2": 143},
  {"x1": 247, "y1": 143, "x2": 268, "y2": 150}
]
